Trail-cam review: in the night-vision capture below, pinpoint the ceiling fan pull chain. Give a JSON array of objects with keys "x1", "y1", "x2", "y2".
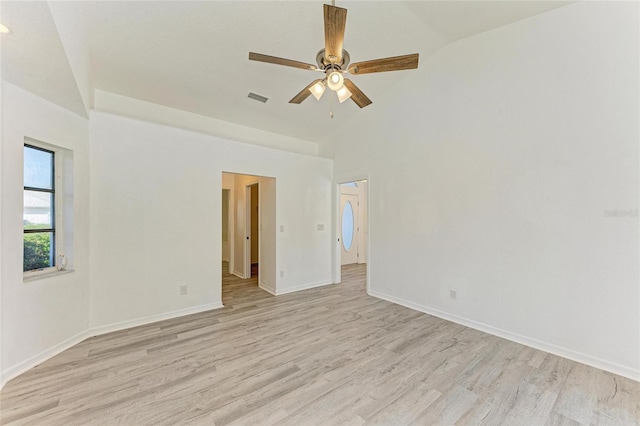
[{"x1": 330, "y1": 92, "x2": 334, "y2": 119}]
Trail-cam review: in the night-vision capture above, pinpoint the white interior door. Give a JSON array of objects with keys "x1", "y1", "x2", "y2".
[{"x1": 340, "y1": 193, "x2": 359, "y2": 265}]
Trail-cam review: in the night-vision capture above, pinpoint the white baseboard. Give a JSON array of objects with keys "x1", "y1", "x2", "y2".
[
  {"x1": 1, "y1": 330, "x2": 89, "y2": 390},
  {"x1": 0, "y1": 302, "x2": 224, "y2": 390},
  {"x1": 232, "y1": 270, "x2": 244, "y2": 279},
  {"x1": 276, "y1": 280, "x2": 334, "y2": 295},
  {"x1": 259, "y1": 281, "x2": 276, "y2": 295},
  {"x1": 368, "y1": 289, "x2": 640, "y2": 382},
  {"x1": 88, "y1": 302, "x2": 223, "y2": 337}
]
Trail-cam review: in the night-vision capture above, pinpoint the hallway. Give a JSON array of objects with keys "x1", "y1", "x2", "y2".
[{"x1": 221, "y1": 261, "x2": 268, "y2": 307}]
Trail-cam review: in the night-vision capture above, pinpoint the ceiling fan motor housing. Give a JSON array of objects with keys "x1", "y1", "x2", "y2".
[{"x1": 316, "y1": 49, "x2": 350, "y2": 70}]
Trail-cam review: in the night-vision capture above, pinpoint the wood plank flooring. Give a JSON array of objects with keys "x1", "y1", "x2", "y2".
[{"x1": 1, "y1": 263, "x2": 639, "y2": 425}]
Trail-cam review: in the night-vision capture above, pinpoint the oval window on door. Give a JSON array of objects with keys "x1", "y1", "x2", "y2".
[{"x1": 342, "y1": 201, "x2": 354, "y2": 251}]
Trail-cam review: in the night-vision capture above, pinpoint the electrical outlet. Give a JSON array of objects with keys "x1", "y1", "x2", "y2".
[
  {"x1": 317, "y1": 224, "x2": 324, "y2": 231},
  {"x1": 280, "y1": 270, "x2": 285, "y2": 278},
  {"x1": 280, "y1": 225, "x2": 285, "y2": 232},
  {"x1": 450, "y1": 289, "x2": 457, "y2": 300},
  {"x1": 180, "y1": 284, "x2": 188, "y2": 295}
]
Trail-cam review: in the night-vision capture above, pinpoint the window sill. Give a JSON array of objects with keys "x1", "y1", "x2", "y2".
[{"x1": 24, "y1": 269, "x2": 75, "y2": 283}]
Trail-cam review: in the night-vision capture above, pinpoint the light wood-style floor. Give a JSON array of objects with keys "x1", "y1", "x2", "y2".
[{"x1": 1, "y1": 263, "x2": 639, "y2": 425}]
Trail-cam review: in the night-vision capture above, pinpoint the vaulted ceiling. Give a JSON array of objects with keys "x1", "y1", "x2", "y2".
[{"x1": 1, "y1": 1, "x2": 571, "y2": 149}]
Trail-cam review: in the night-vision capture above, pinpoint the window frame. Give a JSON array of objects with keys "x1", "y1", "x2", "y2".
[{"x1": 23, "y1": 140, "x2": 63, "y2": 277}]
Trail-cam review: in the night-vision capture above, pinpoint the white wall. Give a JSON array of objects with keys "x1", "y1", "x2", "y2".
[
  {"x1": 233, "y1": 174, "x2": 260, "y2": 278},
  {"x1": 259, "y1": 177, "x2": 277, "y2": 293},
  {"x1": 1, "y1": 81, "x2": 90, "y2": 385},
  {"x1": 332, "y1": 2, "x2": 639, "y2": 380},
  {"x1": 221, "y1": 189, "x2": 230, "y2": 262},
  {"x1": 89, "y1": 110, "x2": 333, "y2": 330},
  {"x1": 94, "y1": 90, "x2": 319, "y2": 156},
  {"x1": 358, "y1": 181, "x2": 368, "y2": 264}
]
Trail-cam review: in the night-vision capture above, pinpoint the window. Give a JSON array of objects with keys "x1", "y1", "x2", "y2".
[
  {"x1": 342, "y1": 201, "x2": 354, "y2": 251},
  {"x1": 24, "y1": 143, "x2": 60, "y2": 273},
  {"x1": 23, "y1": 139, "x2": 74, "y2": 279}
]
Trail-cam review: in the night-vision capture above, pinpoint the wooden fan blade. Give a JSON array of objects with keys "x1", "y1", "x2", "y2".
[
  {"x1": 249, "y1": 52, "x2": 317, "y2": 71},
  {"x1": 324, "y1": 4, "x2": 347, "y2": 65},
  {"x1": 348, "y1": 53, "x2": 419, "y2": 75},
  {"x1": 343, "y1": 79, "x2": 372, "y2": 108},
  {"x1": 289, "y1": 79, "x2": 322, "y2": 104}
]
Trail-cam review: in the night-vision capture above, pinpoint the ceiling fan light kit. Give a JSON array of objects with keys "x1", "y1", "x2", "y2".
[
  {"x1": 310, "y1": 80, "x2": 327, "y2": 101},
  {"x1": 327, "y1": 70, "x2": 344, "y2": 91},
  {"x1": 249, "y1": 2, "x2": 419, "y2": 111},
  {"x1": 336, "y1": 85, "x2": 352, "y2": 103}
]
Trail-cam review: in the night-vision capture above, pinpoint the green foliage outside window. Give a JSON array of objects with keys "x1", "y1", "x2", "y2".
[{"x1": 24, "y1": 223, "x2": 52, "y2": 272}]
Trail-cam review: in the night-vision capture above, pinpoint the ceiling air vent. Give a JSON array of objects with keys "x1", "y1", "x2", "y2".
[{"x1": 248, "y1": 92, "x2": 268, "y2": 103}]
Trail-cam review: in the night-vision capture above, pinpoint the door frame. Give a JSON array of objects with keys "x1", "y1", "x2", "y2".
[
  {"x1": 334, "y1": 175, "x2": 370, "y2": 294},
  {"x1": 222, "y1": 171, "x2": 276, "y2": 307}
]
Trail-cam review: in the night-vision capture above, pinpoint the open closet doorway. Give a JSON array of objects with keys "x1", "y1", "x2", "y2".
[
  {"x1": 336, "y1": 179, "x2": 368, "y2": 289},
  {"x1": 221, "y1": 172, "x2": 276, "y2": 306},
  {"x1": 246, "y1": 183, "x2": 259, "y2": 279}
]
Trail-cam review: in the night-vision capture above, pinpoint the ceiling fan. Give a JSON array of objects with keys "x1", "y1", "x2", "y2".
[{"x1": 249, "y1": 2, "x2": 419, "y2": 109}]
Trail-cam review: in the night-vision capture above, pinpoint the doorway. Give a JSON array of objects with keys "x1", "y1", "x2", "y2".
[
  {"x1": 336, "y1": 179, "x2": 369, "y2": 287},
  {"x1": 246, "y1": 183, "x2": 259, "y2": 279},
  {"x1": 221, "y1": 172, "x2": 277, "y2": 304}
]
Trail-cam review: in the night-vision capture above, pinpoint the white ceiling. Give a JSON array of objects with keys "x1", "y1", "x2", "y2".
[
  {"x1": 1, "y1": 1, "x2": 571, "y2": 147},
  {"x1": 1, "y1": 1, "x2": 87, "y2": 117}
]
